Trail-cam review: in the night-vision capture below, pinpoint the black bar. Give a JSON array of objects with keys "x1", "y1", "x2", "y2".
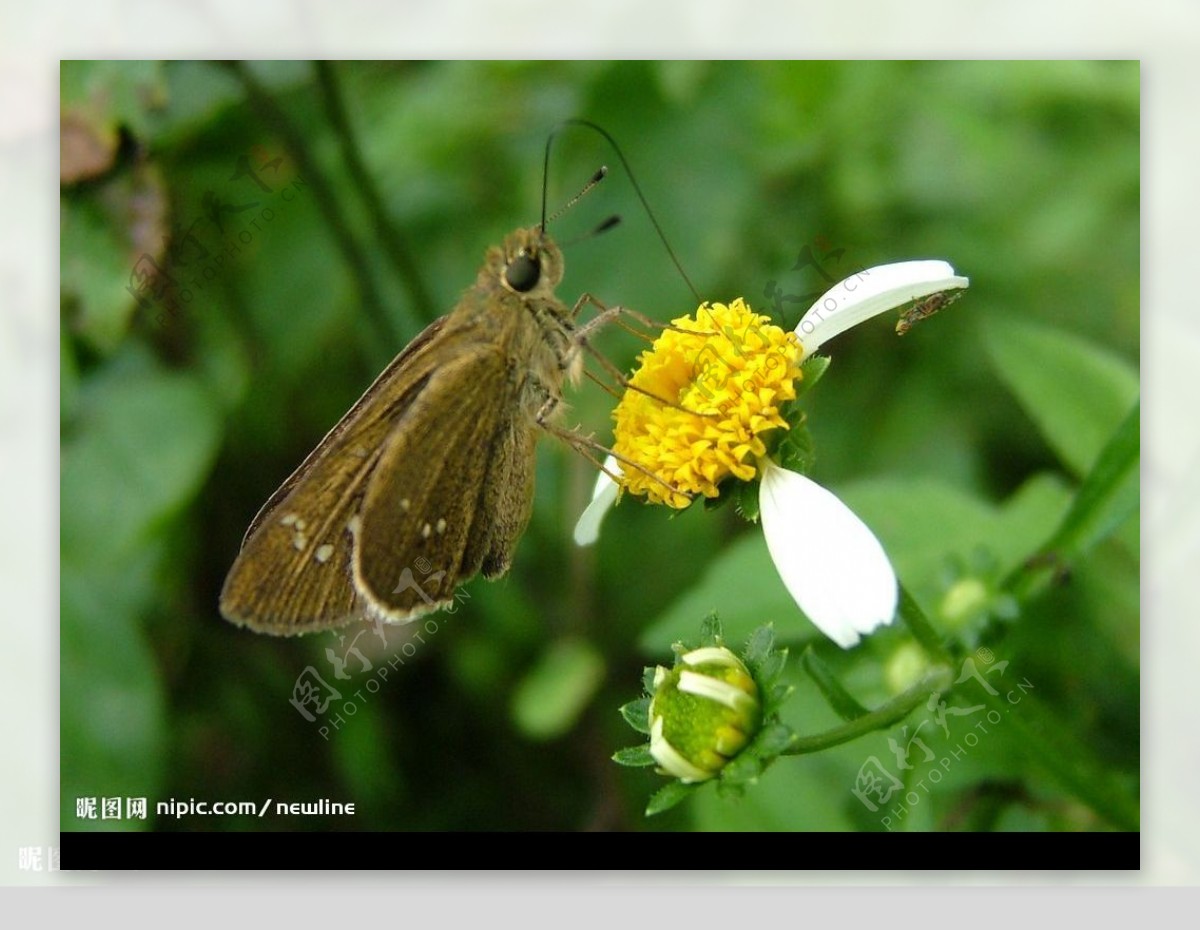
[{"x1": 61, "y1": 829, "x2": 1140, "y2": 872}]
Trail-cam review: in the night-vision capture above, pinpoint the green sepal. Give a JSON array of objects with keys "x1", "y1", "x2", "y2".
[
  {"x1": 743, "y1": 623, "x2": 775, "y2": 668},
  {"x1": 620, "y1": 697, "x2": 652, "y2": 735},
  {"x1": 641, "y1": 666, "x2": 659, "y2": 694},
  {"x1": 715, "y1": 778, "x2": 747, "y2": 800},
  {"x1": 756, "y1": 649, "x2": 788, "y2": 689},
  {"x1": 770, "y1": 683, "x2": 795, "y2": 706},
  {"x1": 732, "y1": 478, "x2": 761, "y2": 522},
  {"x1": 755, "y1": 722, "x2": 798, "y2": 756},
  {"x1": 718, "y1": 751, "x2": 764, "y2": 788},
  {"x1": 796, "y1": 355, "x2": 831, "y2": 397},
  {"x1": 774, "y1": 417, "x2": 816, "y2": 476},
  {"x1": 646, "y1": 781, "x2": 697, "y2": 816},
  {"x1": 612, "y1": 745, "x2": 656, "y2": 767},
  {"x1": 698, "y1": 612, "x2": 724, "y2": 648}
]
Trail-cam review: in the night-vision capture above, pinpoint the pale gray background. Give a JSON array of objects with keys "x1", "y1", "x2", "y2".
[{"x1": 2, "y1": 0, "x2": 1189, "y2": 894}]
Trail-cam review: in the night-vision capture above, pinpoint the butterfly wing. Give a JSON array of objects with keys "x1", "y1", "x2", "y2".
[
  {"x1": 219, "y1": 317, "x2": 457, "y2": 635},
  {"x1": 352, "y1": 341, "x2": 536, "y2": 621}
]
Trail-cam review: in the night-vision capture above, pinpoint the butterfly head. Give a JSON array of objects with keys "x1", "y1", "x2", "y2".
[{"x1": 496, "y1": 226, "x2": 564, "y2": 297}]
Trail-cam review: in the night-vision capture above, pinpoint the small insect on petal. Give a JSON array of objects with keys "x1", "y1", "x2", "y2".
[
  {"x1": 796, "y1": 261, "x2": 969, "y2": 359},
  {"x1": 895, "y1": 289, "x2": 964, "y2": 336},
  {"x1": 758, "y1": 461, "x2": 898, "y2": 648}
]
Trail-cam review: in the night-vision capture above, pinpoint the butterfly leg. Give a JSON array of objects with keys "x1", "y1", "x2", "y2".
[
  {"x1": 531, "y1": 386, "x2": 691, "y2": 503},
  {"x1": 568, "y1": 293, "x2": 716, "y2": 339}
]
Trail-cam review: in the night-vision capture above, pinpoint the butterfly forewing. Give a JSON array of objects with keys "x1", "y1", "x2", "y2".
[{"x1": 219, "y1": 319, "x2": 453, "y2": 634}]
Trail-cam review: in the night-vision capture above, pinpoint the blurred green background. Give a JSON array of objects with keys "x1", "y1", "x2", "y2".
[{"x1": 60, "y1": 60, "x2": 1138, "y2": 832}]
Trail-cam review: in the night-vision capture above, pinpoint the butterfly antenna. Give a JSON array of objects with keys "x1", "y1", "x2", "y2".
[
  {"x1": 560, "y1": 214, "x2": 622, "y2": 248},
  {"x1": 541, "y1": 118, "x2": 700, "y2": 303}
]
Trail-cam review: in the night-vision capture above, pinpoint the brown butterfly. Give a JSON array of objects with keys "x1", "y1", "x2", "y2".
[{"x1": 220, "y1": 225, "x2": 584, "y2": 635}]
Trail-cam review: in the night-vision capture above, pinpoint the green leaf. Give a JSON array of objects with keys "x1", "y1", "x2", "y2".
[
  {"x1": 61, "y1": 354, "x2": 223, "y2": 567},
  {"x1": 1044, "y1": 402, "x2": 1139, "y2": 560},
  {"x1": 646, "y1": 781, "x2": 698, "y2": 816},
  {"x1": 510, "y1": 638, "x2": 606, "y2": 741},
  {"x1": 800, "y1": 647, "x2": 870, "y2": 720},
  {"x1": 60, "y1": 61, "x2": 168, "y2": 144},
  {"x1": 60, "y1": 194, "x2": 140, "y2": 355},
  {"x1": 61, "y1": 552, "x2": 167, "y2": 832},
  {"x1": 612, "y1": 745, "x2": 656, "y2": 767},
  {"x1": 984, "y1": 317, "x2": 1138, "y2": 477},
  {"x1": 620, "y1": 697, "x2": 652, "y2": 735},
  {"x1": 838, "y1": 474, "x2": 1073, "y2": 610}
]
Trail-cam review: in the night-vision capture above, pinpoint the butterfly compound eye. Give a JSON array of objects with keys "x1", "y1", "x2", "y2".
[{"x1": 504, "y1": 251, "x2": 541, "y2": 293}]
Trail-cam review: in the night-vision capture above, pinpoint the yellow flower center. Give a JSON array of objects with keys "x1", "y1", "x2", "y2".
[{"x1": 613, "y1": 298, "x2": 802, "y2": 508}]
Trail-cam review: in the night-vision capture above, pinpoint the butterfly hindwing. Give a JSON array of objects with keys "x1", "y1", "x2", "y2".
[{"x1": 353, "y1": 342, "x2": 532, "y2": 620}]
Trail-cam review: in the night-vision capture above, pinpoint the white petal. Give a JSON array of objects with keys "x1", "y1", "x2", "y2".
[
  {"x1": 677, "y1": 670, "x2": 757, "y2": 714},
  {"x1": 680, "y1": 646, "x2": 743, "y2": 668},
  {"x1": 795, "y1": 261, "x2": 969, "y2": 359},
  {"x1": 572, "y1": 456, "x2": 621, "y2": 546},
  {"x1": 758, "y1": 461, "x2": 898, "y2": 648}
]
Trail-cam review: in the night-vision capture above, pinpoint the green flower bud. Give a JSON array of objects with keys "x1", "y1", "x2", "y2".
[
  {"x1": 648, "y1": 646, "x2": 762, "y2": 783},
  {"x1": 938, "y1": 577, "x2": 990, "y2": 630},
  {"x1": 884, "y1": 641, "x2": 930, "y2": 695}
]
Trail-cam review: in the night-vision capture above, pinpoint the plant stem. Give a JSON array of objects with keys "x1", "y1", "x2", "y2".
[
  {"x1": 313, "y1": 62, "x2": 436, "y2": 323},
  {"x1": 898, "y1": 582, "x2": 955, "y2": 664},
  {"x1": 216, "y1": 61, "x2": 400, "y2": 365},
  {"x1": 782, "y1": 667, "x2": 953, "y2": 755}
]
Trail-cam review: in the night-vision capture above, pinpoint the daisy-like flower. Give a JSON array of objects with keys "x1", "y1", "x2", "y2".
[
  {"x1": 611, "y1": 297, "x2": 802, "y2": 508},
  {"x1": 574, "y1": 261, "x2": 969, "y2": 649}
]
